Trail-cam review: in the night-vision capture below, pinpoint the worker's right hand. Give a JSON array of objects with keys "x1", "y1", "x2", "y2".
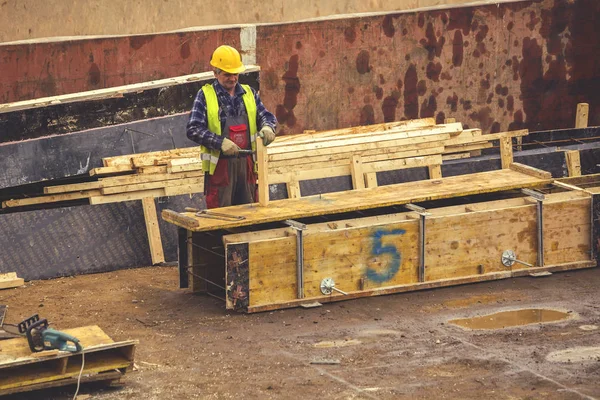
[{"x1": 221, "y1": 138, "x2": 240, "y2": 156}]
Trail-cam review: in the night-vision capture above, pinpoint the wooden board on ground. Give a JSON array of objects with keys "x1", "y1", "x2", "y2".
[
  {"x1": 0, "y1": 325, "x2": 137, "y2": 396},
  {"x1": 0, "y1": 273, "x2": 24, "y2": 290}
]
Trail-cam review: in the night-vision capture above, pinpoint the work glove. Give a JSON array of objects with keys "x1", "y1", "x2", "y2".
[
  {"x1": 258, "y1": 126, "x2": 276, "y2": 146},
  {"x1": 221, "y1": 137, "x2": 240, "y2": 156}
]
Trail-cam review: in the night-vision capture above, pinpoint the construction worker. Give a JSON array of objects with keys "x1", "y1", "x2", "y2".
[{"x1": 186, "y1": 45, "x2": 277, "y2": 209}]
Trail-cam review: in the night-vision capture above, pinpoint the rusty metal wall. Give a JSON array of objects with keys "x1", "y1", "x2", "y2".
[
  {"x1": 1, "y1": 0, "x2": 598, "y2": 134},
  {"x1": 0, "y1": 30, "x2": 240, "y2": 104},
  {"x1": 257, "y1": 0, "x2": 600, "y2": 134}
]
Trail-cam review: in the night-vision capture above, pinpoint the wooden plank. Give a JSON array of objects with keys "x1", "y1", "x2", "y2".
[
  {"x1": 2, "y1": 190, "x2": 102, "y2": 208},
  {"x1": 575, "y1": 103, "x2": 589, "y2": 128},
  {"x1": 163, "y1": 210, "x2": 200, "y2": 229},
  {"x1": 271, "y1": 123, "x2": 448, "y2": 149},
  {"x1": 565, "y1": 150, "x2": 582, "y2": 177},
  {"x1": 509, "y1": 162, "x2": 552, "y2": 179},
  {"x1": 167, "y1": 163, "x2": 203, "y2": 174},
  {"x1": 257, "y1": 139, "x2": 269, "y2": 206},
  {"x1": 499, "y1": 137, "x2": 514, "y2": 169},
  {"x1": 101, "y1": 177, "x2": 203, "y2": 195},
  {"x1": 267, "y1": 126, "x2": 460, "y2": 159},
  {"x1": 0, "y1": 67, "x2": 260, "y2": 114},
  {"x1": 44, "y1": 181, "x2": 103, "y2": 194},
  {"x1": 268, "y1": 143, "x2": 446, "y2": 172},
  {"x1": 271, "y1": 118, "x2": 436, "y2": 145},
  {"x1": 89, "y1": 165, "x2": 134, "y2": 176},
  {"x1": 136, "y1": 165, "x2": 168, "y2": 174},
  {"x1": 350, "y1": 155, "x2": 365, "y2": 190},
  {"x1": 103, "y1": 147, "x2": 200, "y2": 167},
  {"x1": 99, "y1": 170, "x2": 203, "y2": 186},
  {"x1": 428, "y1": 164, "x2": 442, "y2": 179},
  {"x1": 365, "y1": 172, "x2": 378, "y2": 188},
  {"x1": 162, "y1": 169, "x2": 553, "y2": 232},
  {"x1": 268, "y1": 155, "x2": 443, "y2": 184},
  {"x1": 444, "y1": 142, "x2": 493, "y2": 154},
  {"x1": 163, "y1": 183, "x2": 203, "y2": 196},
  {"x1": 0, "y1": 370, "x2": 122, "y2": 396},
  {"x1": 0, "y1": 273, "x2": 24, "y2": 290},
  {"x1": 286, "y1": 175, "x2": 301, "y2": 199},
  {"x1": 141, "y1": 198, "x2": 165, "y2": 265}
]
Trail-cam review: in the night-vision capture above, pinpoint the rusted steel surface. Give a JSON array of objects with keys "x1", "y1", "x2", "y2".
[
  {"x1": 1, "y1": 0, "x2": 598, "y2": 136},
  {"x1": 257, "y1": 0, "x2": 600, "y2": 134},
  {"x1": 0, "y1": 30, "x2": 240, "y2": 104}
]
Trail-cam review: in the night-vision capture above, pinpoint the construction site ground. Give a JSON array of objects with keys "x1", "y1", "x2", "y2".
[{"x1": 1, "y1": 266, "x2": 599, "y2": 400}]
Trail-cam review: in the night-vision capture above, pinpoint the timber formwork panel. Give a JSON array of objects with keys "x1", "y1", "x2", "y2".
[{"x1": 216, "y1": 190, "x2": 595, "y2": 312}]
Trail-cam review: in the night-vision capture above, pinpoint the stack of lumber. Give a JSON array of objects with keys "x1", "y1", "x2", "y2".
[
  {"x1": 1, "y1": 147, "x2": 204, "y2": 209},
  {"x1": 259, "y1": 117, "x2": 528, "y2": 201}
]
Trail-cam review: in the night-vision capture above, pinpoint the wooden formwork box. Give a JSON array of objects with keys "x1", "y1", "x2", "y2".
[{"x1": 165, "y1": 170, "x2": 600, "y2": 313}]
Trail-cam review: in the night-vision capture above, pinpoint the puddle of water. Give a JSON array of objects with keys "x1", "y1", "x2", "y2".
[
  {"x1": 313, "y1": 339, "x2": 362, "y2": 348},
  {"x1": 546, "y1": 347, "x2": 600, "y2": 363},
  {"x1": 449, "y1": 308, "x2": 571, "y2": 330}
]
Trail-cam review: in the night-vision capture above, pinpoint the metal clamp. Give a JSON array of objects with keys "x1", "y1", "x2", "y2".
[
  {"x1": 405, "y1": 204, "x2": 430, "y2": 282},
  {"x1": 501, "y1": 250, "x2": 534, "y2": 268},
  {"x1": 522, "y1": 188, "x2": 545, "y2": 267},
  {"x1": 284, "y1": 220, "x2": 307, "y2": 299},
  {"x1": 320, "y1": 278, "x2": 348, "y2": 296}
]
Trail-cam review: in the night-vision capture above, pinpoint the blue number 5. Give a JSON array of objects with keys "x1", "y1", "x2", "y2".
[{"x1": 366, "y1": 229, "x2": 406, "y2": 283}]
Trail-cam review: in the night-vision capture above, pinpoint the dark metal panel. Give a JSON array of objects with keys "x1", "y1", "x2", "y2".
[{"x1": 0, "y1": 193, "x2": 202, "y2": 281}]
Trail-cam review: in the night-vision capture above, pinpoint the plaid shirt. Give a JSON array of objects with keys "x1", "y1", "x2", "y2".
[{"x1": 186, "y1": 80, "x2": 277, "y2": 150}]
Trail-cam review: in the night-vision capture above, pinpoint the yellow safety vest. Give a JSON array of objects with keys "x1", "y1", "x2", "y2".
[{"x1": 200, "y1": 84, "x2": 258, "y2": 175}]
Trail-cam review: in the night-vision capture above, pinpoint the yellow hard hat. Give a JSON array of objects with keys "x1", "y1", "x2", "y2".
[{"x1": 210, "y1": 45, "x2": 246, "y2": 74}]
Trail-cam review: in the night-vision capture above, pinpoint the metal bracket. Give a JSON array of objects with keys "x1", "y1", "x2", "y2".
[
  {"x1": 522, "y1": 188, "x2": 545, "y2": 267},
  {"x1": 405, "y1": 204, "x2": 430, "y2": 282},
  {"x1": 320, "y1": 278, "x2": 348, "y2": 296},
  {"x1": 284, "y1": 220, "x2": 307, "y2": 299},
  {"x1": 501, "y1": 249, "x2": 534, "y2": 268}
]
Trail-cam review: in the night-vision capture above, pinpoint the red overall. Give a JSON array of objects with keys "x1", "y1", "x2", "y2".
[{"x1": 205, "y1": 115, "x2": 257, "y2": 209}]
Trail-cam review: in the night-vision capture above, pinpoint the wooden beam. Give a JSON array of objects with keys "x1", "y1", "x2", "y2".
[
  {"x1": 0, "y1": 273, "x2": 24, "y2": 290},
  {"x1": 2, "y1": 190, "x2": 102, "y2": 208},
  {"x1": 99, "y1": 170, "x2": 203, "y2": 186},
  {"x1": 365, "y1": 172, "x2": 378, "y2": 188},
  {"x1": 89, "y1": 165, "x2": 134, "y2": 176},
  {"x1": 286, "y1": 174, "x2": 301, "y2": 199},
  {"x1": 257, "y1": 139, "x2": 269, "y2": 206},
  {"x1": 575, "y1": 103, "x2": 589, "y2": 128},
  {"x1": 0, "y1": 67, "x2": 260, "y2": 114},
  {"x1": 499, "y1": 137, "x2": 514, "y2": 169},
  {"x1": 44, "y1": 181, "x2": 103, "y2": 194},
  {"x1": 101, "y1": 177, "x2": 203, "y2": 195},
  {"x1": 350, "y1": 155, "x2": 366, "y2": 190},
  {"x1": 141, "y1": 198, "x2": 165, "y2": 265},
  {"x1": 428, "y1": 164, "x2": 442, "y2": 179},
  {"x1": 565, "y1": 150, "x2": 582, "y2": 177},
  {"x1": 509, "y1": 162, "x2": 552, "y2": 179}
]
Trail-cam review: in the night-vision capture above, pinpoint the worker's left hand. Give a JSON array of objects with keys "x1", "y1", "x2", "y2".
[{"x1": 258, "y1": 126, "x2": 276, "y2": 146}]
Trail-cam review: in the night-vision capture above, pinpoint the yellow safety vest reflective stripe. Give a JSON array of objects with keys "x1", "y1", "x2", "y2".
[{"x1": 200, "y1": 84, "x2": 258, "y2": 175}]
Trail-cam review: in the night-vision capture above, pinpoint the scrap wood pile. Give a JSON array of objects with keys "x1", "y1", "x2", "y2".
[
  {"x1": 261, "y1": 117, "x2": 528, "y2": 200},
  {"x1": 1, "y1": 147, "x2": 204, "y2": 209}
]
